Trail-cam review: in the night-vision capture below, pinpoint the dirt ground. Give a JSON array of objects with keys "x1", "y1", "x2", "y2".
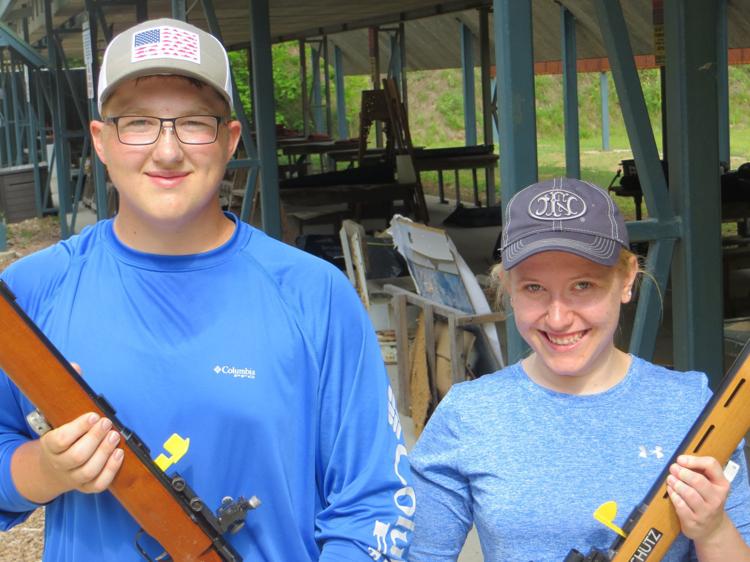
[{"x1": 0, "y1": 216, "x2": 60, "y2": 561}]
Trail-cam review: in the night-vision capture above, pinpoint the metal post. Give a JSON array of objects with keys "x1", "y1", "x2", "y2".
[
  {"x1": 249, "y1": 0, "x2": 282, "y2": 239},
  {"x1": 561, "y1": 6, "x2": 580, "y2": 179},
  {"x1": 479, "y1": 6, "x2": 496, "y2": 205},
  {"x1": 135, "y1": 0, "x2": 148, "y2": 22},
  {"x1": 399, "y1": 22, "x2": 408, "y2": 118},
  {"x1": 9, "y1": 56, "x2": 24, "y2": 166},
  {"x1": 388, "y1": 32, "x2": 401, "y2": 90},
  {"x1": 171, "y1": 0, "x2": 187, "y2": 20},
  {"x1": 1, "y1": 60, "x2": 12, "y2": 166},
  {"x1": 299, "y1": 40, "x2": 309, "y2": 136},
  {"x1": 368, "y1": 27, "x2": 382, "y2": 147},
  {"x1": 461, "y1": 23, "x2": 477, "y2": 147},
  {"x1": 83, "y1": 5, "x2": 108, "y2": 219},
  {"x1": 595, "y1": 0, "x2": 671, "y2": 219},
  {"x1": 201, "y1": 0, "x2": 260, "y2": 223},
  {"x1": 45, "y1": 0, "x2": 71, "y2": 239},
  {"x1": 665, "y1": 0, "x2": 723, "y2": 383},
  {"x1": 310, "y1": 44, "x2": 323, "y2": 134},
  {"x1": 494, "y1": 0, "x2": 537, "y2": 362},
  {"x1": 595, "y1": 0, "x2": 675, "y2": 363},
  {"x1": 717, "y1": 0, "x2": 729, "y2": 166},
  {"x1": 322, "y1": 37, "x2": 333, "y2": 137},
  {"x1": 333, "y1": 45, "x2": 348, "y2": 139},
  {"x1": 600, "y1": 71, "x2": 610, "y2": 151}
]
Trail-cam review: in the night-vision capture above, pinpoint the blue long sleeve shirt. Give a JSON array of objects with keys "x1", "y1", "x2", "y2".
[
  {"x1": 0, "y1": 215, "x2": 413, "y2": 561},
  {"x1": 409, "y1": 358, "x2": 750, "y2": 562}
]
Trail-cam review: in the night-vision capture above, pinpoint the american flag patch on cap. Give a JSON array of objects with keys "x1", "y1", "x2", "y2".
[{"x1": 131, "y1": 26, "x2": 200, "y2": 64}]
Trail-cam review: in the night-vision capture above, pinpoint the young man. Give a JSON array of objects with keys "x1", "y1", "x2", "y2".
[{"x1": 0, "y1": 18, "x2": 413, "y2": 561}]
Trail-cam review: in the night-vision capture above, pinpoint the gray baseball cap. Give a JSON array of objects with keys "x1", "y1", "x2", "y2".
[
  {"x1": 97, "y1": 18, "x2": 232, "y2": 113},
  {"x1": 499, "y1": 177, "x2": 629, "y2": 269}
]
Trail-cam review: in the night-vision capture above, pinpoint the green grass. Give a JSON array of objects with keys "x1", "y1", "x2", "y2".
[{"x1": 265, "y1": 61, "x2": 750, "y2": 227}]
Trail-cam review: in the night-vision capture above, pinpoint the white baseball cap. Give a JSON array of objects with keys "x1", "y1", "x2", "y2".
[{"x1": 97, "y1": 18, "x2": 233, "y2": 113}]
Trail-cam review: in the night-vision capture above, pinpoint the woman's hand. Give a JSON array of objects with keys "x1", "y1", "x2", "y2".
[{"x1": 666, "y1": 454, "x2": 730, "y2": 542}]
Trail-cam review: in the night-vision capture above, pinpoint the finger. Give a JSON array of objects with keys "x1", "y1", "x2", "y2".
[
  {"x1": 81, "y1": 448, "x2": 125, "y2": 493},
  {"x1": 667, "y1": 483, "x2": 695, "y2": 519},
  {"x1": 676, "y1": 455, "x2": 725, "y2": 483},
  {"x1": 667, "y1": 473, "x2": 703, "y2": 514},
  {"x1": 70, "y1": 430, "x2": 121, "y2": 489},
  {"x1": 48, "y1": 417, "x2": 113, "y2": 471},
  {"x1": 42, "y1": 412, "x2": 101, "y2": 455}
]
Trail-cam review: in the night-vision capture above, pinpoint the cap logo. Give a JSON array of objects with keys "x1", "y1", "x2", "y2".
[
  {"x1": 131, "y1": 26, "x2": 200, "y2": 64},
  {"x1": 528, "y1": 188, "x2": 586, "y2": 221}
]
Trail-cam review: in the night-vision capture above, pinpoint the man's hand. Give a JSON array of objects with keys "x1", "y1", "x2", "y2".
[
  {"x1": 11, "y1": 363, "x2": 124, "y2": 504},
  {"x1": 37, "y1": 411, "x2": 124, "y2": 495},
  {"x1": 666, "y1": 454, "x2": 730, "y2": 542}
]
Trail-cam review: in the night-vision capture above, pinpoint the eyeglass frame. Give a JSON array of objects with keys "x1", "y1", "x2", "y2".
[{"x1": 103, "y1": 115, "x2": 227, "y2": 145}]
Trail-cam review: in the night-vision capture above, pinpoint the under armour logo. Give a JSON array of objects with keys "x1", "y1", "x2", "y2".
[
  {"x1": 528, "y1": 189, "x2": 587, "y2": 221},
  {"x1": 639, "y1": 445, "x2": 664, "y2": 459}
]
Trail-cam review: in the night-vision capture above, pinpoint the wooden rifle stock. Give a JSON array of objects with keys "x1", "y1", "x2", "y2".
[
  {"x1": 0, "y1": 280, "x2": 248, "y2": 561},
  {"x1": 566, "y1": 340, "x2": 750, "y2": 562}
]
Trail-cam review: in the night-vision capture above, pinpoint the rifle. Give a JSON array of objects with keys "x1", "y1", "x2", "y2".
[
  {"x1": 0, "y1": 280, "x2": 259, "y2": 561},
  {"x1": 565, "y1": 339, "x2": 750, "y2": 562}
]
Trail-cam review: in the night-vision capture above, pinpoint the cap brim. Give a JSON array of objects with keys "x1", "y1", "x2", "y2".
[
  {"x1": 501, "y1": 231, "x2": 622, "y2": 269},
  {"x1": 99, "y1": 65, "x2": 232, "y2": 112}
]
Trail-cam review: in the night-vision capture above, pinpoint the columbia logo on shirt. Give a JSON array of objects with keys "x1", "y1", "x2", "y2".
[{"x1": 213, "y1": 365, "x2": 256, "y2": 379}]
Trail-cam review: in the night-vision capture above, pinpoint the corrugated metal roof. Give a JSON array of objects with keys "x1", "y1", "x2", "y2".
[{"x1": 2, "y1": 0, "x2": 749, "y2": 73}]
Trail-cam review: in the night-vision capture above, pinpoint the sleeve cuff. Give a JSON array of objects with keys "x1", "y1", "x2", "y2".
[
  {"x1": 320, "y1": 539, "x2": 392, "y2": 562},
  {"x1": 0, "y1": 439, "x2": 44, "y2": 513}
]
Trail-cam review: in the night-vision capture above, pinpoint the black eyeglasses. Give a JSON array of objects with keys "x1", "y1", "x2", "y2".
[{"x1": 104, "y1": 115, "x2": 225, "y2": 145}]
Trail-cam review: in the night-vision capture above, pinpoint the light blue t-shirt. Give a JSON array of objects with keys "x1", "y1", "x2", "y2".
[{"x1": 409, "y1": 358, "x2": 750, "y2": 562}]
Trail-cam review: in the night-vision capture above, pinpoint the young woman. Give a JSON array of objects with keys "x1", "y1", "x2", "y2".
[{"x1": 408, "y1": 178, "x2": 750, "y2": 562}]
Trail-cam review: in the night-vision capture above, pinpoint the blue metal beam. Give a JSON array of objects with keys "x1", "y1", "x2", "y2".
[
  {"x1": 595, "y1": 0, "x2": 672, "y2": 222},
  {"x1": 311, "y1": 45, "x2": 324, "y2": 134},
  {"x1": 82, "y1": 7, "x2": 108, "y2": 219},
  {"x1": 45, "y1": 0, "x2": 71, "y2": 239},
  {"x1": 387, "y1": 31, "x2": 401, "y2": 89},
  {"x1": 249, "y1": 0, "x2": 281, "y2": 239},
  {"x1": 717, "y1": 0, "x2": 729, "y2": 165},
  {"x1": 333, "y1": 45, "x2": 348, "y2": 139},
  {"x1": 171, "y1": 0, "x2": 186, "y2": 20},
  {"x1": 595, "y1": 0, "x2": 677, "y2": 361},
  {"x1": 9, "y1": 56, "x2": 24, "y2": 166},
  {"x1": 628, "y1": 238, "x2": 676, "y2": 359},
  {"x1": 494, "y1": 0, "x2": 537, "y2": 362},
  {"x1": 461, "y1": 23, "x2": 476, "y2": 146},
  {"x1": 561, "y1": 6, "x2": 580, "y2": 178},
  {"x1": 0, "y1": 22, "x2": 46, "y2": 69},
  {"x1": 664, "y1": 0, "x2": 723, "y2": 384},
  {"x1": 600, "y1": 71, "x2": 610, "y2": 151},
  {"x1": 322, "y1": 37, "x2": 333, "y2": 137},
  {"x1": 201, "y1": 0, "x2": 260, "y2": 224},
  {"x1": 479, "y1": 6, "x2": 495, "y2": 206}
]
